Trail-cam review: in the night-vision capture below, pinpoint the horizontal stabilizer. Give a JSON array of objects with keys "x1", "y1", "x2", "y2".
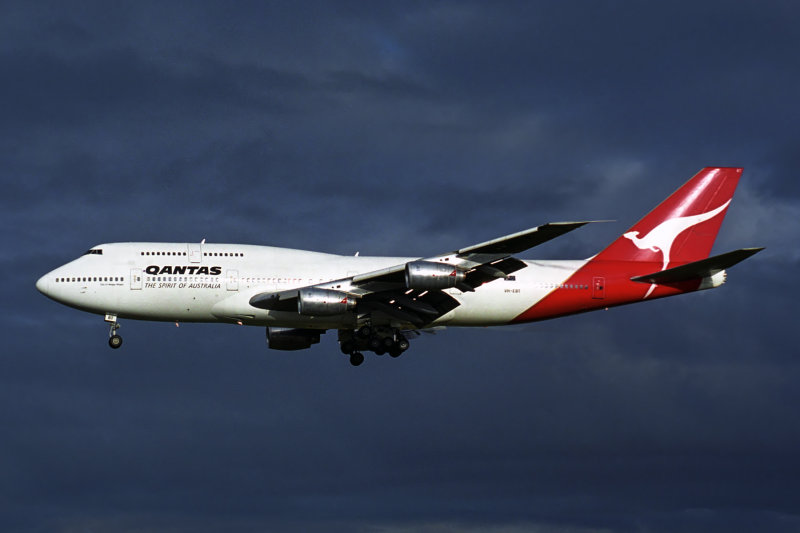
[{"x1": 631, "y1": 247, "x2": 764, "y2": 284}]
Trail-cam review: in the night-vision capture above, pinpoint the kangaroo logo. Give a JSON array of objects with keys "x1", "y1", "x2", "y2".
[{"x1": 624, "y1": 199, "x2": 731, "y2": 297}]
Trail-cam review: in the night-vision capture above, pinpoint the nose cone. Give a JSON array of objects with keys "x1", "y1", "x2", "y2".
[{"x1": 36, "y1": 274, "x2": 50, "y2": 295}]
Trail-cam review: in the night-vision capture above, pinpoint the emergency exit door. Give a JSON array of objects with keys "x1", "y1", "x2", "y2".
[
  {"x1": 227, "y1": 270, "x2": 239, "y2": 291},
  {"x1": 130, "y1": 269, "x2": 142, "y2": 290},
  {"x1": 187, "y1": 243, "x2": 202, "y2": 263}
]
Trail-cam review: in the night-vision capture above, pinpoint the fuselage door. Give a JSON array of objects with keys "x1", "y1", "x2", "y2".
[
  {"x1": 130, "y1": 268, "x2": 143, "y2": 290},
  {"x1": 592, "y1": 276, "x2": 605, "y2": 299},
  {"x1": 187, "y1": 243, "x2": 202, "y2": 263},
  {"x1": 227, "y1": 270, "x2": 239, "y2": 292}
]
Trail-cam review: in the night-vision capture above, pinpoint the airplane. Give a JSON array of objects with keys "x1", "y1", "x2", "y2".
[{"x1": 36, "y1": 167, "x2": 762, "y2": 366}]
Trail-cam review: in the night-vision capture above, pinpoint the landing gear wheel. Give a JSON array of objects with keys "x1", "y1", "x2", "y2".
[
  {"x1": 340, "y1": 340, "x2": 355, "y2": 355},
  {"x1": 389, "y1": 347, "x2": 402, "y2": 358},
  {"x1": 369, "y1": 337, "x2": 382, "y2": 352},
  {"x1": 106, "y1": 315, "x2": 122, "y2": 349},
  {"x1": 108, "y1": 334, "x2": 123, "y2": 349},
  {"x1": 349, "y1": 352, "x2": 365, "y2": 366},
  {"x1": 357, "y1": 325, "x2": 372, "y2": 338},
  {"x1": 396, "y1": 338, "x2": 410, "y2": 352}
]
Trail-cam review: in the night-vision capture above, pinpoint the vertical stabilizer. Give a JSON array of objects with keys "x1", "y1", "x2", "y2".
[{"x1": 594, "y1": 167, "x2": 742, "y2": 269}]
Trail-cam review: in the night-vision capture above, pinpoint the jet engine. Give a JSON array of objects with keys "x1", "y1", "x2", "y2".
[
  {"x1": 266, "y1": 327, "x2": 321, "y2": 351},
  {"x1": 297, "y1": 288, "x2": 357, "y2": 316},
  {"x1": 404, "y1": 260, "x2": 465, "y2": 290}
]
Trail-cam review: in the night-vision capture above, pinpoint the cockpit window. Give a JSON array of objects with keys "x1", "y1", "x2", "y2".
[{"x1": 84, "y1": 249, "x2": 103, "y2": 255}]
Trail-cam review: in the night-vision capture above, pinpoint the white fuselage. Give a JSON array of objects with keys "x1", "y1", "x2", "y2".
[{"x1": 36, "y1": 242, "x2": 587, "y2": 329}]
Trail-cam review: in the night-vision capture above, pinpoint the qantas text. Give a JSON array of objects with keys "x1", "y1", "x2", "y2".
[{"x1": 145, "y1": 265, "x2": 222, "y2": 275}]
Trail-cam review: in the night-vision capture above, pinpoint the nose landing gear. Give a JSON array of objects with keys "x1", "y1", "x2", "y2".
[{"x1": 105, "y1": 313, "x2": 123, "y2": 349}]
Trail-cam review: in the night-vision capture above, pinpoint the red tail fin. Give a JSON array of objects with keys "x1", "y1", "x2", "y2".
[{"x1": 595, "y1": 167, "x2": 742, "y2": 269}]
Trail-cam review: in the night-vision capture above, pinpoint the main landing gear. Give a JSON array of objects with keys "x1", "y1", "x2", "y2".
[
  {"x1": 105, "y1": 313, "x2": 123, "y2": 349},
  {"x1": 338, "y1": 326, "x2": 410, "y2": 366}
]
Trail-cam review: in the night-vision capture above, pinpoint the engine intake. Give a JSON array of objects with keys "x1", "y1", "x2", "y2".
[
  {"x1": 405, "y1": 260, "x2": 465, "y2": 290},
  {"x1": 266, "y1": 327, "x2": 321, "y2": 351},
  {"x1": 297, "y1": 288, "x2": 357, "y2": 316}
]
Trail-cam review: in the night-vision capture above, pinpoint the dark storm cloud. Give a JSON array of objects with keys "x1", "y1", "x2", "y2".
[{"x1": 4, "y1": 1, "x2": 800, "y2": 532}]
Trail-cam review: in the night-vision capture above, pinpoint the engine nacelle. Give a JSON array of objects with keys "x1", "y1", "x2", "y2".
[
  {"x1": 297, "y1": 288, "x2": 357, "y2": 316},
  {"x1": 405, "y1": 260, "x2": 465, "y2": 290},
  {"x1": 266, "y1": 327, "x2": 321, "y2": 351}
]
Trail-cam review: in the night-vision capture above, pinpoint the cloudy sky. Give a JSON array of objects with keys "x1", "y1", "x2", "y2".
[{"x1": 4, "y1": 1, "x2": 800, "y2": 531}]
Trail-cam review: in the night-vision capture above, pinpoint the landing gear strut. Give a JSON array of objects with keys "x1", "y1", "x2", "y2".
[{"x1": 105, "y1": 313, "x2": 123, "y2": 349}]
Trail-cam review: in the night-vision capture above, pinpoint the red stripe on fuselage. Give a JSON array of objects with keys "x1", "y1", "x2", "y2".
[{"x1": 511, "y1": 260, "x2": 701, "y2": 324}]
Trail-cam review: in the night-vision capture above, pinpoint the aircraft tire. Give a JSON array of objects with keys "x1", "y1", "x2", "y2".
[
  {"x1": 349, "y1": 352, "x2": 364, "y2": 366},
  {"x1": 340, "y1": 340, "x2": 354, "y2": 355},
  {"x1": 108, "y1": 334, "x2": 123, "y2": 349},
  {"x1": 369, "y1": 337, "x2": 381, "y2": 351},
  {"x1": 396, "y1": 338, "x2": 410, "y2": 352}
]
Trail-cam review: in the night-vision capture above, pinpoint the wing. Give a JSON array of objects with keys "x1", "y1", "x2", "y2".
[{"x1": 250, "y1": 221, "x2": 597, "y2": 327}]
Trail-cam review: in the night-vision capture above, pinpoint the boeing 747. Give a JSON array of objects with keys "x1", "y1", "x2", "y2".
[{"x1": 36, "y1": 167, "x2": 762, "y2": 366}]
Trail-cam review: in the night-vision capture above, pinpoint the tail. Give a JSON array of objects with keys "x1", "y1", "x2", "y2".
[{"x1": 594, "y1": 167, "x2": 743, "y2": 268}]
